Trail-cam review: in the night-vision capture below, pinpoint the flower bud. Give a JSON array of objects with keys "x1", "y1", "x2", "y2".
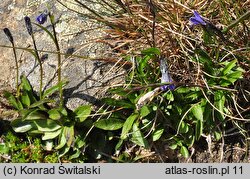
[
  {"x1": 24, "y1": 16, "x2": 33, "y2": 35},
  {"x1": 3, "y1": 28, "x2": 14, "y2": 44}
]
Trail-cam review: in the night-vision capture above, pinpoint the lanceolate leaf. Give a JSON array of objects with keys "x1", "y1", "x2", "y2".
[
  {"x1": 11, "y1": 119, "x2": 36, "y2": 133},
  {"x1": 4, "y1": 91, "x2": 23, "y2": 110},
  {"x1": 94, "y1": 118, "x2": 124, "y2": 130},
  {"x1": 42, "y1": 129, "x2": 62, "y2": 140},
  {"x1": 42, "y1": 81, "x2": 67, "y2": 98},
  {"x1": 180, "y1": 146, "x2": 189, "y2": 158},
  {"x1": 195, "y1": 120, "x2": 203, "y2": 140},
  {"x1": 34, "y1": 119, "x2": 61, "y2": 132},
  {"x1": 121, "y1": 113, "x2": 139, "y2": 139},
  {"x1": 64, "y1": 125, "x2": 74, "y2": 147},
  {"x1": 191, "y1": 104, "x2": 203, "y2": 121},
  {"x1": 221, "y1": 59, "x2": 237, "y2": 76},
  {"x1": 74, "y1": 105, "x2": 91, "y2": 122},
  {"x1": 131, "y1": 123, "x2": 148, "y2": 148}
]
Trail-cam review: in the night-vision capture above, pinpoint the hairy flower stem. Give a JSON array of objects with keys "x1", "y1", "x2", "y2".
[
  {"x1": 48, "y1": 13, "x2": 63, "y2": 106},
  {"x1": 3, "y1": 28, "x2": 19, "y2": 96},
  {"x1": 31, "y1": 33, "x2": 43, "y2": 99}
]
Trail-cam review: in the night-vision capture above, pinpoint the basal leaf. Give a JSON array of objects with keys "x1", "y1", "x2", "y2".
[
  {"x1": 121, "y1": 113, "x2": 138, "y2": 139},
  {"x1": 141, "y1": 47, "x2": 161, "y2": 56},
  {"x1": 152, "y1": 128, "x2": 164, "y2": 141},
  {"x1": 42, "y1": 81, "x2": 67, "y2": 98},
  {"x1": 94, "y1": 118, "x2": 124, "y2": 130},
  {"x1": 24, "y1": 109, "x2": 47, "y2": 120},
  {"x1": 21, "y1": 91, "x2": 30, "y2": 107},
  {"x1": 131, "y1": 123, "x2": 148, "y2": 148},
  {"x1": 55, "y1": 131, "x2": 67, "y2": 150},
  {"x1": 191, "y1": 104, "x2": 203, "y2": 121},
  {"x1": 11, "y1": 118, "x2": 36, "y2": 133},
  {"x1": 140, "y1": 105, "x2": 151, "y2": 118},
  {"x1": 42, "y1": 129, "x2": 62, "y2": 140},
  {"x1": 221, "y1": 59, "x2": 237, "y2": 76},
  {"x1": 34, "y1": 119, "x2": 61, "y2": 132},
  {"x1": 180, "y1": 145, "x2": 189, "y2": 158},
  {"x1": 102, "y1": 98, "x2": 134, "y2": 109},
  {"x1": 4, "y1": 91, "x2": 23, "y2": 110},
  {"x1": 48, "y1": 109, "x2": 61, "y2": 120},
  {"x1": 74, "y1": 105, "x2": 91, "y2": 122},
  {"x1": 195, "y1": 120, "x2": 203, "y2": 140},
  {"x1": 20, "y1": 75, "x2": 32, "y2": 92},
  {"x1": 64, "y1": 125, "x2": 75, "y2": 147}
]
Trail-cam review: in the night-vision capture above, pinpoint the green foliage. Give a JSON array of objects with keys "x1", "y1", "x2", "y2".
[
  {"x1": 97, "y1": 47, "x2": 244, "y2": 159},
  {"x1": 4, "y1": 75, "x2": 92, "y2": 160}
]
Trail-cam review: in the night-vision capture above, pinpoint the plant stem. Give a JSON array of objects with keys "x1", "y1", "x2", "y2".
[
  {"x1": 223, "y1": 10, "x2": 250, "y2": 33},
  {"x1": 31, "y1": 33, "x2": 43, "y2": 99},
  {"x1": 11, "y1": 42, "x2": 19, "y2": 97},
  {"x1": 49, "y1": 13, "x2": 63, "y2": 106}
]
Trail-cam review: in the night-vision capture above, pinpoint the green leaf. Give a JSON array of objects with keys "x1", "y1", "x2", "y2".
[
  {"x1": 42, "y1": 81, "x2": 67, "y2": 98},
  {"x1": 195, "y1": 120, "x2": 203, "y2": 140},
  {"x1": 20, "y1": 75, "x2": 32, "y2": 91},
  {"x1": 140, "y1": 105, "x2": 150, "y2": 117},
  {"x1": 115, "y1": 139, "x2": 124, "y2": 151},
  {"x1": 42, "y1": 129, "x2": 62, "y2": 140},
  {"x1": 21, "y1": 91, "x2": 31, "y2": 107},
  {"x1": 121, "y1": 113, "x2": 138, "y2": 139},
  {"x1": 94, "y1": 118, "x2": 124, "y2": 130},
  {"x1": 55, "y1": 130, "x2": 67, "y2": 150},
  {"x1": 191, "y1": 104, "x2": 203, "y2": 121},
  {"x1": 131, "y1": 123, "x2": 148, "y2": 148},
  {"x1": 29, "y1": 99, "x2": 54, "y2": 109},
  {"x1": 58, "y1": 145, "x2": 70, "y2": 158},
  {"x1": 169, "y1": 143, "x2": 178, "y2": 150},
  {"x1": 34, "y1": 119, "x2": 61, "y2": 132},
  {"x1": 221, "y1": 59, "x2": 237, "y2": 76},
  {"x1": 102, "y1": 98, "x2": 134, "y2": 109},
  {"x1": 48, "y1": 109, "x2": 61, "y2": 120},
  {"x1": 23, "y1": 109, "x2": 47, "y2": 120},
  {"x1": 11, "y1": 119, "x2": 36, "y2": 133},
  {"x1": 179, "y1": 122, "x2": 189, "y2": 134},
  {"x1": 214, "y1": 91, "x2": 225, "y2": 121},
  {"x1": 4, "y1": 91, "x2": 23, "y2": 110},
  {"x1": 74, "y1": 105, "x2": 91, "y2": 122},
  {"x1": 69, "y1": 149, "x2": 81, "y2": 160},
  {"x1": 141, "y1": 47, "x2": 161, "y2": 56},
  {"x1": 214, "y1": 131, "x2": 222, "y2": 141},
  {"x1": 64, "y1": 125, "x2": 75, "y2": 147},
  {"x1": 195, "y1": 49, "x2": 213, "y2": 65},
  {"x1": 152, "y1": 128, "x2": 164, "y2": 141},
  {"x1": 180, "y1": 146, "x2": 189, "y2": 158}
]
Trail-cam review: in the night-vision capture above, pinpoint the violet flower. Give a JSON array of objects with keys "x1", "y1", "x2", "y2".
[
  {"x1": 189, "y1": 11, "x2": 206, "y2": 27},
  {"x1": 160, "y1": 58, "x2": 175, "y2": 91},
  {"x1": 36, "y1": 12, "x2": 48, "y2": 24}
]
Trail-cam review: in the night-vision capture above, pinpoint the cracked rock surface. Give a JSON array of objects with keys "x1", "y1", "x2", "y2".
[{"x1": 0, "y1": 0, "x2": 125, "y2": 111}]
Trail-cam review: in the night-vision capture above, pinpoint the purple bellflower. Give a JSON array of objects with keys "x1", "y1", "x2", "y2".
[
  {"x1": 36, "y1": 12, "x2": 48, "y2": 24},
  {"x1": 189, "y1": 11, "x2": 207, "y2": 27},
  {"x1": 160, "y1": 58, "x2": 175, "y2": 91}
]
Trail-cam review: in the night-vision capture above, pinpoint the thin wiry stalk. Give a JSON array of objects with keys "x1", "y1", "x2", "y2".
[
  {"x1": 31, "y1": 33, "x2": 43, "y2": 99},
  {"x1": 48, "y1": 13, "x2": 63, "y2": 106},
  {"x1": 3, "y1": 28, "x2": 19, "y2": 96}
]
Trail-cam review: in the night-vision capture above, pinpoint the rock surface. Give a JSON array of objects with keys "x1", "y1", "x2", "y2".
[{"x1": 0, "y1": 0, "x2": 125, "y2": 110}]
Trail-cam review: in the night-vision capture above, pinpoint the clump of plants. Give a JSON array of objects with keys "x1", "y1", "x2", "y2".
[
  {"x1": 0, "y1": 1, "x2": 249, "y2": 162},
  {"x1": 2, "y1": 10, "x2": 92, "y2": 161}
]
